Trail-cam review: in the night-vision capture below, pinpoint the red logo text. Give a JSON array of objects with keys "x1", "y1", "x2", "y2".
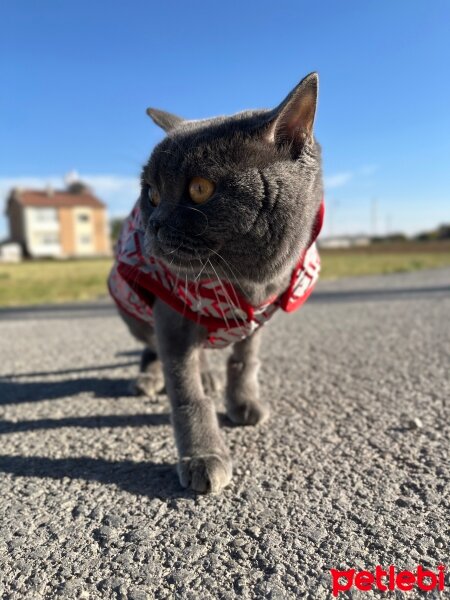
[{"x1": 330, "y1": 565, "x2": 445, "y2": 597}]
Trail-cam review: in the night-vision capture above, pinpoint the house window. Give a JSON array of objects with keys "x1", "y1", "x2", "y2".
[
  {"x1": 77, "y1": 214, "x2": 90, "y2": 222},
  {"x1": 40, "y1": 233, "x2": 59, "y2": 244},
  {"x1": 79, "y1": 235, "x2": 92, "y2": 244},
  {"x1": 35, "y1": 208, "x2": 58, "y2": 222}
]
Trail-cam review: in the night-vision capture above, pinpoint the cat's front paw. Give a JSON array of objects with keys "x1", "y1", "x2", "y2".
[
  {"x1": 226, "y1": 399, "x2": 269, "y2": 426},
  {"x1": 178, "y1": 453, "x2": 232, "y2": 494}
]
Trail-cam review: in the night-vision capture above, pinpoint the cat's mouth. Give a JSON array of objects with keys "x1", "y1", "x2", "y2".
[
  {"x1": 152, "y1": 239, "x2": 215, "y2": 273},
  {"x1": 150, "y1": 237, "x2": 244, "y2": 283}
]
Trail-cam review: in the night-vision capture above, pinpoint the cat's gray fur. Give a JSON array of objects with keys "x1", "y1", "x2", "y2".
[{"x1": 118, "y1": 73, "x2": 323, "y2": 493}]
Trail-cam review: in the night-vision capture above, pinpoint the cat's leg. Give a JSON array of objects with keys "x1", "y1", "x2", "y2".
[
  {"x1": 199, "y1": 349, "x2": 221, "y2": 395},
  {"x1": 118, "y1": 309, "x2": 165, "y2": 396},
  {"x1": 153, "y1": 299, "x2": 232, "y2": 493},
  {"x1": 226, "y1": 328, "x2": 269, "y2": 426},
  {"x1": 134, "y1": 341, "x2": 165, "y2": 396}
]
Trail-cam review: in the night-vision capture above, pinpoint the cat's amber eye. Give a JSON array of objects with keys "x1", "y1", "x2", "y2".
[
  {"x1": 188, "y1": 177, "x2": 215, "y2": 204},
  {"x1": 148, "y1": 186, "x2": 160, "y2": 207}
]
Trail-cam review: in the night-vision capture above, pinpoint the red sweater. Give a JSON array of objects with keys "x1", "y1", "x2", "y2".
[{"x1": 108, "y1": 201, "x2": 324, "y2": 348}]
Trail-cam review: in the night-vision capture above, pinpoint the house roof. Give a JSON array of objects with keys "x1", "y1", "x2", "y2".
[{"x1": 10, "y1": 189, "x2": 106, "y2": 209}]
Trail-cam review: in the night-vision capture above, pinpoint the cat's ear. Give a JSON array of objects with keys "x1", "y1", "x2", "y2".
[
  {"x1": 265, "y1": 72, "x2": 318, "y2": 153},
  {"x1": 146, "y1": 108, "x2": 184, "y2": 132}
]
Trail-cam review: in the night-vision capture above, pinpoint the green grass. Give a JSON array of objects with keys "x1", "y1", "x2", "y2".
[
  {"x1": 0, "y1": 258, "x2": 113, "y2": 307},
  {"x1": 320, "y1": 250, "x2": 450, "y2": 280},
  {"x1": 1, "y1": 247, "x2": 450, "y2": 307}
]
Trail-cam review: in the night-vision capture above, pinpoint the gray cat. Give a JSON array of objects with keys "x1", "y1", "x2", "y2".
[{"x1": 108, "y1": 72, "x2": 324, "y2": 493}]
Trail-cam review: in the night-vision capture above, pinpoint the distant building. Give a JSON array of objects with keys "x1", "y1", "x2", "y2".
[
  {"x1": 0, "y1": 241, "x2": 22, "y2": 263},
  {"x1": 318, "y1": 235, "x2": 371, "y2": 249},
  {"x1": 6, "y1": 183, "x2": 112, "y2": 258}
]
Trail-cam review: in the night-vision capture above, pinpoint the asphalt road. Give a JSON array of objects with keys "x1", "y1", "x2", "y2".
[{"x1": 0, "y1": 268, "x2": 449, "y2": 599}]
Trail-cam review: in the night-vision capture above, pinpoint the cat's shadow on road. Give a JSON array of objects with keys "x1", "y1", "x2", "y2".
[
  {"x1": 0, "y1": 357, "x2": 141, "y2": 405},
  {"x1": 0, "y1": 375, "x2": 195, "y2": 499},
  {"x1": 0, "y1": 365, "x2": 228, "y2": 500},
  {"x1": 0, "y1": 453, "x2": 190, "y2": 500},
  {"x1": 0, "y1": 375, "x2": 136, "y2": 405}
]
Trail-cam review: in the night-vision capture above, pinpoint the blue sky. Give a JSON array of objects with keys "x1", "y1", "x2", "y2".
[{"x1": 1, "y1": 0, "x2": 449, "y2": 237}]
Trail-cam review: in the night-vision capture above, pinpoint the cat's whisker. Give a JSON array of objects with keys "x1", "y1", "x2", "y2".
[
  {"x1": 208, "y1": 261, "x2": 231, "y2": 332},
  {"x1": 175, "y1": 205, "x2": 209, "y2": 236},
  {"x1": 206, "y1": 248, "x2": 245, "y2": 306},
  {"x1": 167, "y1": 246, "x2": 178, "y2": 268},
  {"x1": 157, "y1": 149, "x2": 178, "y2": 157},
  {"x1": 203, "y1": 249, "x2": 246, "y2": 315},
  {"x1": 181, "y1": 271, "x2": 188, "y2": 320},
  {"x1": 185, "y1": 206, "x2": 209, "y2": 236},
  {"x1": 162, "y1": 239, "x2": 184, "y2": 256},
  {"x1": 192, "y1": 255, "x2": 203, "y2": 328},
  {"x1": 207, "y1": 247, "x2": 246, "y2": 284},
  {"x1": 207, "y1": 259, "x2": 241, "y2": 330},
  {"x1": 194, "y1": 256, "x2": 209, "y2": 281},
  {"x1": 153, "y1": 200, "x2": 209, "y2": 235}
]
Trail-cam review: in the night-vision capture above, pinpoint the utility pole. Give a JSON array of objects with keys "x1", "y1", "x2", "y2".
[
  {"x1": 371, "y1": 198, "x2": 378, "y2": 237},
  {"x1": 386, "y1": 214, "x2": 392, "y2": 236}
]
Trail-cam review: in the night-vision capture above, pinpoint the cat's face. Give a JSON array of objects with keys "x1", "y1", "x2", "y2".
[{"x1": 140, "y1": 73, "x2": 323, "y2": 284}]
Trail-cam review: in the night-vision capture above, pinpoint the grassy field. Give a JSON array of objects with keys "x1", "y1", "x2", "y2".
[
  {"x1": 320, "y1": 246, "x2": 450, "y2": 280},
  {"x1": 0, "y1": 243, "x2": 449, "y2": 307},
  {"x1": 320, "y1": 240, "x2": 450, "y2": 279},
  {"x1": 0, "y1": 258, "x2": 113, "y2": 307}
]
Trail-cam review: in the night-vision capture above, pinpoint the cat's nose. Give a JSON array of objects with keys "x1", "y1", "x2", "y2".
[{"x1": 149, "y1": 217, "x2": 161, "y2": 235}]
